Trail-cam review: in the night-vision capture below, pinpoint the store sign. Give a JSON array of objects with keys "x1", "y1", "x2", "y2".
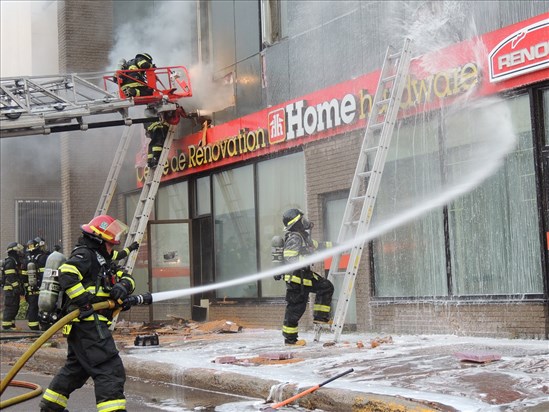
[
  {"x1": 136, "y1": 13, "x2": 549, "y2": 185},
  {"x1": 488, "y1": 18, "x2": 549, "y2": 83}
]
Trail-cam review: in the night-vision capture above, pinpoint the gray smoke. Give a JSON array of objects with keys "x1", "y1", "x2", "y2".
[{"x1": 107, "y1": 0, "x2": 233, "y2": 115}]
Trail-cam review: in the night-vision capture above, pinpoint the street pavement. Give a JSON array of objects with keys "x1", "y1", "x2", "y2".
[{"x1": 1, "y1": 321, "x2": 548, "y2": 412}]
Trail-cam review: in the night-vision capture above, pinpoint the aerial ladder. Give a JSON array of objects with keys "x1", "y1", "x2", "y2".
[
  {"x1": 315, "y1": 38, "x2": 413, "y2": 343},
  {"x1": 1, "y1": 64, "x2": 200, "y2": 275},
  {"x1": 0, "y1": 65, "x2": 192, "y2": 138}
]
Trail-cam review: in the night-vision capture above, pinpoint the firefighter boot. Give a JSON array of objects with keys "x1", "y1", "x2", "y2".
[
  {"x1": 148, "y1": 157, "x2": 159, "y2": 168},
  {"x1": 285, "y1": 339, "x2": 306, "y2": 346}
]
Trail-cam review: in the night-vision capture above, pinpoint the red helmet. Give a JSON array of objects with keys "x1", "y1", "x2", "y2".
[{"x1": 81, "y1": 215, "x2": 128, "y2": 245}]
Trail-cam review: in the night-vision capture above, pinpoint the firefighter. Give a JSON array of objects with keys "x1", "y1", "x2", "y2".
[
  {"x1": 276, "y1": 208, "x2": 334, "y2": 346},
  {"x1": 145, "y1": 118, "x2": 170, "y2": 168},
  {"x1": 118, "y1": 52, "x2": 156, "y2": 98},
  {"x1": 1, "y1": 242, "x2": 25, "y2": 330},
  {"x1": 22, "y1": 237, "x2": 50, "y2": 330},
  {"x1": 39, "y1": 214, "x2": 136, "y2": 412}
]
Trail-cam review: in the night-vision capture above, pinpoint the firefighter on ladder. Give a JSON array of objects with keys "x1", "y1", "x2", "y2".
[
  {"x1": 39, "y1": 215, "x2": 136, "y2": 412},
  {"x1": 22, "y1": 237, "x2": 50, "y2": 330},
  {"x1": 1, "y1": 242, "x2": 25, "y2": 330},
  {"x1": 275, "y1": 208, "x2": 334, "y2": 346},
  {"x1": 145, "y1": 118, "x2": 170, "y2": 168},
  {"x1": 144, "y1": 109, "x2": 182, "y2": 168}
]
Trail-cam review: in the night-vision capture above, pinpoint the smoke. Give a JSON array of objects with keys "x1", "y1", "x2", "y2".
[{"x1": 108, "y1": 1, "x2": 234, "y2": 117}]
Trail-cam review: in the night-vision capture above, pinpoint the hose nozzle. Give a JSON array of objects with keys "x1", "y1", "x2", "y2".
[{"x1": 123, "y1": 292, "x2": 153, "y2": 307}]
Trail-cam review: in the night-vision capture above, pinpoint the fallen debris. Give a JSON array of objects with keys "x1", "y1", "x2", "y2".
[
  {"x1": 454, "y1": 351, "x2": 502, "y2": 363},
  {"x1": 370, "y1": 336, "x2": 393, "y2": 348}
]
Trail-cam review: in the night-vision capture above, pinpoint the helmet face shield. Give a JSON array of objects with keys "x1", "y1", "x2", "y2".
[{"x1": 103, "y1": 219, "x2": 129, "y2": 244}]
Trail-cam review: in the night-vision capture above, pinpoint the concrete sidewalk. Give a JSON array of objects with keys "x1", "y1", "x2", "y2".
[{"x1": 1, "y1": 322, "x2": 548, "y2": 411}]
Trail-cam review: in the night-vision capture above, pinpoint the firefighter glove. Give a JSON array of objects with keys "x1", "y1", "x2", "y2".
[
  {"x1": 121, "y1": 299, "x2": 132, "y2": 311},
  {"x1": 128, "y1": 241, "x2": 140, "y2": 252},
  {"x1": 273, "y1": 274, "x2": 282, "y2": 281},
  {"x1": 110, "y1": 281, "x2": 130, "y2": 301},
  {"x1": 78, "y1": 303, "x2": 95, "y2": 320}
]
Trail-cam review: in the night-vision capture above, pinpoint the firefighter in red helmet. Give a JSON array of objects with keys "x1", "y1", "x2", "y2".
[
  {"x1": 1, "y1": 242, "x2": 25, "y2": 330},
  {"x1": 117, "y1": 52, "x2": 156, "y2": 98},
  {"x1": 39, "y1": 215, "x2": 136, "y2": 412},
  {"x1": 277, "y1": 208, "x2": 334, "y2": 346}
]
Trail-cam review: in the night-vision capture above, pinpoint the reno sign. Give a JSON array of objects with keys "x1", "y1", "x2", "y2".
[{"x1": 488, "y1": 18, "x2": 549, "y2": 83}]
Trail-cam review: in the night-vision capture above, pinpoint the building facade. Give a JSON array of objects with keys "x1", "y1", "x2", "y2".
[{"x1": 1, "y1": 1, "x2": 548, "y2": 339}]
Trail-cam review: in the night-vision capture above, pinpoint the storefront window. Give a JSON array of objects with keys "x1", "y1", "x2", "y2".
[
  {"x1": 448, "y1": 95, "x2": 543, "y2": 295},
  {"x1": 214, "y1": 166, "x2": 257, "y2": 298},
  {"x1": 373, "y1": 117, "x2": 448, "y2": 297},
  {"x1": 157, "y1": 182, "x2": 188, "y2": 219},
  {"x1": 257, "y1": 152, "x2": 305, "y2": 297}
]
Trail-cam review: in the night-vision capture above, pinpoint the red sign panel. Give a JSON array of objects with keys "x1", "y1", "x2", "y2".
[
  {"x1": 136, "y1": 13, "x2": 549, "y2": 185},
  {"x1": 488, "y1": 17, "x2": 549, "y2": 83}
]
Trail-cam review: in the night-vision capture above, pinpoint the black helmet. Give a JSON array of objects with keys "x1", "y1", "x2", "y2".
[
  {"x1": 283, "y1": 208, "x2": 304, "y2": 231},
  {"x1": 7, "y1": 242, "x2": 24, "y2": 255},
  {"x1": 136, "y1": 53, "x2": 153, "y2": 62},
  {"x1": 26, "y1": 239, "x2": 37, "y2": 252},
  {"x1": 282, "y1": 208, "x2": 314, "y2": 231}
]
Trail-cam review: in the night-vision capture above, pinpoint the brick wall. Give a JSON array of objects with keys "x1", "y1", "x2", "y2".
[
  {"x1": 209, "y1": 302, "x2": 287, "y2": 329},
  {"x1": 57, "y1": 0, "x2": 119, "y2": 248},
  {"x1": 57, "y1": 0, "x2": 113, "y2": 74},
  {"x1": 368, "y1": 302, "x2": 547, "y2": 339}
]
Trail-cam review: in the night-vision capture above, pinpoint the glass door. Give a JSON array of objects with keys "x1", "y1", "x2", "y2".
[{"x1": 149, "y1": 221, "x2": 191, "y2": 321}]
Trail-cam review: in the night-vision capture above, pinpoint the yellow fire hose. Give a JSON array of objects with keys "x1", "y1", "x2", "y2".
[{"x1": 0, "y1": 300, "x2": 115, "y2": 409}]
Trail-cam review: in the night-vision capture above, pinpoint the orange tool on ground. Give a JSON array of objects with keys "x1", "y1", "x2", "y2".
[{"x1": 263, "y1": 368, "x2": 354, "y2": 410}]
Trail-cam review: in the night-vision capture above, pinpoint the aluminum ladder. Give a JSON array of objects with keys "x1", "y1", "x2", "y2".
[
  {"x1": 319, "y1": 38, "x2": 413, "y2": 343},
  {"x1": 121, "y1": 124, "x2": 177, "y2": 274},
  {"x1": 95, "y1": 124, "x2": 138, "y2": 217}
]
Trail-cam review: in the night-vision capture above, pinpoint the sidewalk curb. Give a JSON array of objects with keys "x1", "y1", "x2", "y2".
[{"x1": 2, "y1": 345, "x2": 440, "y2": 411}]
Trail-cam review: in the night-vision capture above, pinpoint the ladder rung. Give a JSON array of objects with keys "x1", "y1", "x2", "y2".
[
  {"x1": 358, "y1": 171, "x2": 372, "y2": 178},
  {"x1": 344, "y1": 220, "x2": 360, "y2": 226},
  {"x1": 363, "y1": 146, "x2": 378, "y2": 154},
  {"x1": 376, "y1": 98, "x2": 392, "y2": 106},
  {"x1": 369, "y1": 122, "x2": 384, "y2": 129},
  {"x1": 388, "y1": 52, "x2": 401, "y2": 60},
  {"x1": 381, "y1": 75, "x2": 396, "y2": 83}
]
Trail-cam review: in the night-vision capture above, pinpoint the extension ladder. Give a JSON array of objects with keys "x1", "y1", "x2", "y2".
[
  {"x1": 319, "y1": 38, "x2": 413, "y2": 343},
  {"x1": 95, "y1": 124, "x2": 137, "y2": 217},
  {"x1": 121, "y1": 124, "x2": 177, "y2": 274}
]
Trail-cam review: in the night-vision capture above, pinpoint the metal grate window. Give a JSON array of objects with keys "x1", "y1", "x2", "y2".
[{"x1": 16, "y1": 200, "x2": 63, "y2": 251}]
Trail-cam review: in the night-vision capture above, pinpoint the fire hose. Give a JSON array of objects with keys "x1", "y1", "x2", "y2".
[{"x1": 0, "y1": 293, "x2": 152, "y2": 409}]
